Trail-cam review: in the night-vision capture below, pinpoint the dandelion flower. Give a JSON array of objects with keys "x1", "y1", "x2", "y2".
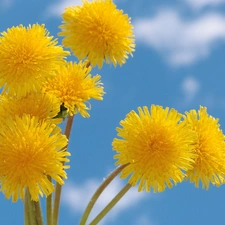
[
  {"x1": 184, "y1": 106, "x2": 225, "y2": 189},
  {"x1": 0, "y1": 24, "x2": 70, "y2": 97},
  {"x1": 112, "y1": 105, "x2": 196, "y2": 193},
  {"x1": 59, "y1": 0, "x2": 135, "y2": 68},
  {"x1": 0, "y1": 93, "x2": 61, "y2": 124},
  {"x1": 0, "y1": 115, "x2": 70, "y2": 202},
  {"x1": 43, "y1": 61, "x2": 105, "y2": 118}
]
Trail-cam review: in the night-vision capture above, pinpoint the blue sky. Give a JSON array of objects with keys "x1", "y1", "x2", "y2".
[{"x1": 1, "y1": 0, "x2": 225, "y2": 224}]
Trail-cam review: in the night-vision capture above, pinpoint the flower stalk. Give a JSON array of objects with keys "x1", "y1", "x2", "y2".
[
  {"x1": 34, "y1": 201, "x2": 44, "y2": 225},
  {"x1": 89, "y1": 183, "x2": 132, "y2": 225},
  {"x1": 79, "y1": 164, "x2": 129, "y2": 225},
  {"x1": 53, "y1": 115, "x2": 74, "y2": 225},
  {"x1": 24, "y1": 188, "x2": 43, "y2": 225},
  {"x1": 24, "y1": 189, "x2": 33, "y2": 225},
  {"x1": 46, "y1": 176, "x2": 53, "y2": 225}
]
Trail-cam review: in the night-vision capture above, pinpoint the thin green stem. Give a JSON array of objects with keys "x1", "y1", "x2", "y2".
[
  {"x1": 47, "y1": 176, "x2": 53, "y2": 225},
  {"x1": 34, "y1": 201, "x2": 44, "y2": 225},
  {"x1": 24, "y1": 189, "x2": 31, "y2": 225},
  {"x1": 25, "y1": 189, "x2": 37, "y2": 225},
  {"x1": 79, "y1": 164, "x2": 129, "y2": 225},
  {"x1": 52, "y1": 183, "x2": 62, "y2": 225},
  {"x1": 53, "y1": 115, "x2": 74, "y2": 225},
  {"x1": 64, "y1": 116, "x2": 75, "y2": 141},
  {"x1": 89, "y1": 183, "x2": 132, "y2": 225}
]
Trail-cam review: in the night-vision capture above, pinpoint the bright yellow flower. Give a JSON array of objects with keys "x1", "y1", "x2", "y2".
[
  {"x1": 59, "y1": 0, "x2": 135, "y2": 68},
  {"x1": 183, "y1": 106, "x2": 225, "y2": 189},
  {"x1": 42, "y1": 61, "x2": 105, "y2": 118},
  {"x1": 0, "y1": 115, "x2": 70, "y2": 202},
  {"x1": 0, "y1": 24, "x2": 69, "y2": 97},
  {"x1": 0, "y1": 93, "x2": 61, "y2": 124},
  {"x1": 112, "y1": 105, "x2": 196, "y2": 193}
]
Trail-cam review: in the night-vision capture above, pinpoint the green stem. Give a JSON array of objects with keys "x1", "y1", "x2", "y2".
[
  {"x1": 34, "y1": 201, "x2": 44, "y2": 225},
  {"x1": 89, "y1": 183, "x2": 132, "y2": 225},
  {"x1": 53, "y1": 115, "x2": 74, "y2": 225},
  {"x1": 24, "y1": 189, "x2": 31, "y2": 225},
  {"x1": 79, "y1": 164, "x2": 129, "y2": 225},
  {"x1": 25, "y1": 189, "x2": 37, "y2": 225},
  {"x1": 47, "y1": 176, "x2": 53, "y2": 225},
  {"x1": 52, "y1": 183, "x2": 62, "y2": 225}
]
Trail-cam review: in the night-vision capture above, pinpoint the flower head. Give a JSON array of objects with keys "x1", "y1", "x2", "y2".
[
  {"x1": 183, "y1": 106, "x2": 225, "y2": 189},
  {"x1": 0, "y1": 115, "x2": 69, "y2": 202},
  {"x1": 112, "y1": 105, "x2": 196, "y2": 193},
  {"x1": 0, "y1": 24, "x2": 69, "y2": 97},
  {"x1": 0, "y1": 93, "x2": 61, "y2": 124},
  {"x1": 59, "y1": 0, "x2": 135, "y2": 68},
  {"x1": 42, "y1": 61, "x2": 105, "y2": 117}
]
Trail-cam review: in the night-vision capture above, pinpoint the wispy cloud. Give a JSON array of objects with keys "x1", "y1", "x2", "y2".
[
  {"x1": 62, "y1": 177, "x2": 147, "y2": 225},
  {"x1": 179, "y1": 76, "x2": 225, "y2": 110},
  {"x1": 132, "y1": 214, "x2": 156, "y2": 225},
  {"x1": 0, "y1": 0, "x2": 14, "y2": 10},
  {"x1": 184, "y1": 0, "x2": 225, "y2": 10},
  {"x1": 44, "y1": 0, "x2": 123, "y2": 18},
  {"x1": 45, "y1": 0, "x2": 82, "y2": 18},
  {"x1": 181, "y1": 76, "x2": 200, "y2": 103},
  {"x1": 134, "y1": 10, "x2": 225, "y2": 66}
]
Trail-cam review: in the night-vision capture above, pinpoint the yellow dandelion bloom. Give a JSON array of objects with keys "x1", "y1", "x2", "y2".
[
  {"x1": 0, "y1": 115, "x2": 70, "y2": 202},
  {"x1": 183, "y1": 106, "x2": 225, "y2": 189},
  {"x1": 59, "y1": 0, "x2": 135, "y2": 68},
  {"x1": 0, "y1": 24, "x2": 70, "y2": 97},
  {"x1": 112, "y1": 105, "x2": 196, "y2": 193},
  {"x1": 42, "y1": 61, "x2": 105, "y2": 118},
  {"x1": 0, "y1": 93, "x2": 61, "y2": 124}
]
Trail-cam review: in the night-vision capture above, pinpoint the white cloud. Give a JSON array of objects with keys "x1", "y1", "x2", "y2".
[
  {"x1": 181, "y1": 76, "x2": 200, "y2": 102},
  {"x1": 184, "y1": 0, "x2": 225, "y2": 10},
  {"x1": 44, "y1": 0, "x2": 122, "y2": 18},
  {"x1": 134, "y1": 10, "x2": 225, "y2": 66},
  {"x1": 45, "y1": 0, "x2": 82, "y2": 18},
  {"x1": 0, "y1": 0, "x2": 14, "y2": 10},
  {"x1": 132, "y1": 215, "x2": 156, "y2": 225},
  {"x1": 62, "y1": 177, "x2": 147, "y2": 225}
]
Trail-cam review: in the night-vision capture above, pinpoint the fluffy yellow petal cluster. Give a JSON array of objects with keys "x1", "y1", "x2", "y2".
[
  {"x1": 0, "y1": 115, "x2": 69, "y2": 202},
  {"x1": 113, "y1": 105, "x2": 225, "y2": 192},
  {"x1": 0, "y1": 24, "x2": 69, "y2": 98},
  {"x1": 184, "y1": 106, "x2": 225, "y2": 189},
  {"x1": 43, "y1": 61, "x2": 105, "y2": 117},
  {"x1": 0, "y1": 93, "x2": 62, "y2": 125},
  {"x1": 59, "y1": 0, "x2": 135, "y2": 68},
  {"x1": 113, "y1": 105, "x2": 196, "y2": 192}
]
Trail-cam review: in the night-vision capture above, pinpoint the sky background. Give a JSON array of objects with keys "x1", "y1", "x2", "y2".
[{"x1": 1, "y1": 0, "x2": 225, "y2": 224}]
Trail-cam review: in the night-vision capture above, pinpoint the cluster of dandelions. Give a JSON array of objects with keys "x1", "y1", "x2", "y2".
[
  {"x1": 113, "y1": 105, "x2": 225, "y2": 192},
  {"x1": 79, "y1": 104, "x2": 225, "y2": 225},
  {"x1": 1, "y1": 0, "x2": 225, "y2": 225}
]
